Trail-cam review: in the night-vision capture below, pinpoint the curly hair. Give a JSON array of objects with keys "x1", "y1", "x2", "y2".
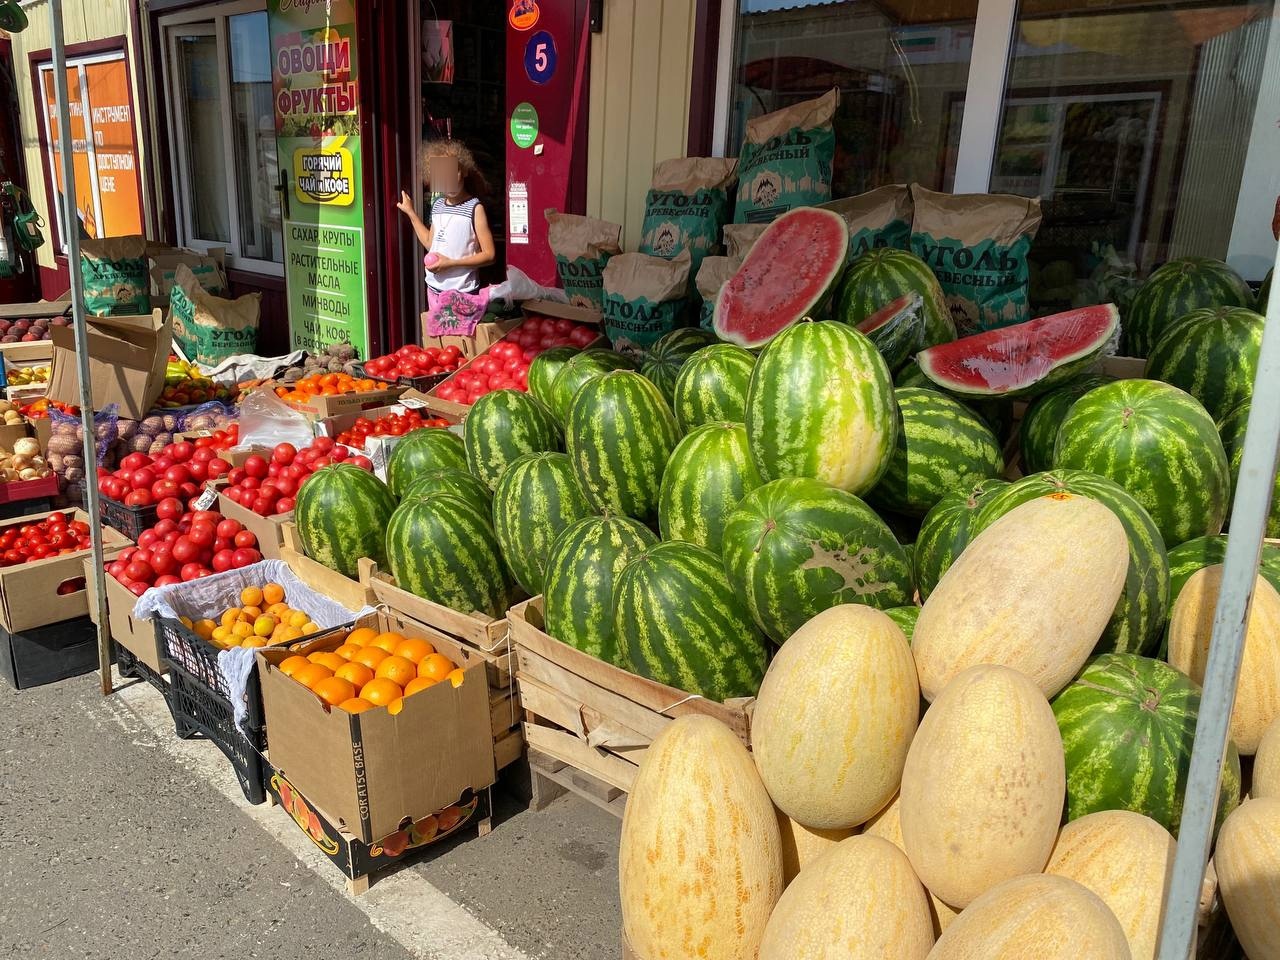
[{"x1": 421, "y1": 139, "x2": 489, "y2": 196}]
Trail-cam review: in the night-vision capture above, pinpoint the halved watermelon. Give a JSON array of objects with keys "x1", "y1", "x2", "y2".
[
  {"x1": 854, "y1": 292, "x2": 924, "y2": 370},
  {"x1": 917, "y1": 303, "x2": 1119, "y2": 399},
  {"x1": 713, "y1": 207, "x2": 849, "y2": 348}
]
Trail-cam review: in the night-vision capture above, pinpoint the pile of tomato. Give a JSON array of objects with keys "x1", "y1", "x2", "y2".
[
  {"x1": 334, "y1": 410, "x2": 451, "y2": 450},
  {"x1": 97, "y1": 443, "x2": 233, "y2": 508},
  {"x1": 222, "y1": 437, "x2": 374, "y2": 517},
  {"x1": 108, "y1": 506, "x2": 262, "y2": 596},
  {"x1": 433, "y1": 317, "x2": 597, "y2": 406},
  {"x1": 191, "y1": 424, "x2": 239, "y2": 453},
  {"x1": 0, "y1": 512, "x2": 93, "y2": 567},
  {"x1": 363, "y1": 344, "x2": 464, "y2": 382}
]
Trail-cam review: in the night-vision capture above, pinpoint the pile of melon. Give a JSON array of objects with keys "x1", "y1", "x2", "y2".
[{"x1": 619, "y1": 493, "x2": 1280, "y2": 960}]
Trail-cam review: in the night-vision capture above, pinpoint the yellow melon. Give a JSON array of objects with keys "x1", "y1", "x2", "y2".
[
  {"x1": 1216, "y1": 797, "x2": 1280, "y2": 960},
  {"x1": 913, "y1": 494, "x2": 1128, "y2": 700},
  {"x1": 619, "y1": 715, "x2": 783, "y2": 960},
  {"x1": 759, "y1": 835, "x2": 934, "y2": 959},
  {"x1": 1256, "y1": 718, "x2": 1280, "y2": 799},
  {"x1": 752, "y1": 604, "x2": 919, "y2": 829},
  {"x1": 928, "y1": 874, "x2": 1130, "y2": 959},
  {"x1": 1169, "y1": 566, "x2": 1280, "y2": 754},
  {"x1": 776, "y1": 812, "x2": 854, "y2": 885},
  {"x1": 1045, "y1": 811, "x2": 1175, "y2": 960},
  {"x1": 899, "y1": 664, "x2": 1064, "y2": 909},
  {"x1": 861, "y1": 792, "x2": 959, "y2": 936}
]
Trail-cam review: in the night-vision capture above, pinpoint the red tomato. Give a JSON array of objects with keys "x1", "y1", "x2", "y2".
[
  {"x1": 272, "y1": 476, "x2": 297, "y2": 497},
  {"x1": 251, "y1": 497, "x2": 274, "y2": 516},
  {"x1": 223, "y1": 486, "x2": 244, "y2": 505},
  {"x1": 187, "y1": 523, "x2": 215, "y2": 550},
  {"x1": 127, "y1": 581, "x2": 150, "y2": 598},
  {"x1": 228, "y1": 467, "x2": 247, "y2": 486},
  {"x1": 233, "y1": 530, "x2": 258, "y2": 549},
  {"x1": 239, "y1": 476, "x2": 261, "y2": 491},
  {"x1": 151, "y1": 479, "x2": 180, "y2": 501},
  {"x1": 171, "y1": 537, "x2": 200, "y2": 564},
  {"x1": 152, "y1": 457, "x2": 174, "y2": 473},
  {"x1": 124, "y1": 489, "x2": 154, "y2": 507},
  {"x1": 191, "y1": 446, "x2": 216, "y2": 462},
  {"x1": 311, "y1": 436, "x2": 335, "y2": 453},
  {"x1": 180, "y1": 563, "x2": 205, "y2": 582},
  {"x1": 129, "y1": 468, "x2": 157, "y2": 491},
  {"x1": 351, "y1": 455, "x2": 374, "y2": 471},
  {"x1": 211, "y1": 549, "x2": 235, "y2": 573},
  {"x1": 138, "y1": 530, "x2": 159, "y2": 548},
  {"x1": 215, "y1": 518, "x2": 242, "y2": 539},
  {"x1": 164, "y1": 464, "x2": 192, "y2": 486},
  {"x1": 120, "y1": 452, "x2": 152, "y2": 472},
  {"x1": 206, "y1": 458, "x2": 230, "y2": 479},
  {"x1": 125, "y1": 560, "x2": 154, "y2": 583},
  {"x1": 231, "y1": 547, "x2": 262, "y2": 568},
  {"x1": 156, "y1": 497, "x2": 183, "y2": 521},
  {"x1": 168, "y1": 442, "x2": 194, "y2": 463},
  {"x1": 154, "y1": 575, "x2": 182, "y2": 587},
  {"x1": 149, "y1": 545, "x2": 175, "y2": 576},
  {"x1": 107, "y1": 560, "x2": 128, "y2": 580},
  {"x1": 243, "y1": 455, "x2": 269, "y2": 479},
  {"x1": 186, "y1": 459, "x2": 208, "y2": 483},
  {"x1": 329, "y1": 446, "x2": 349, "y2": 462},
  {"x1": 275, "y1": 498, "x2": 295, "y2": 514}
]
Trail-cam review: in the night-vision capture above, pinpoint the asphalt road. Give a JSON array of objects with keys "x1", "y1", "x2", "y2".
[{"x1": 0, "y1": 669, "x2": 622, "y2": 960}]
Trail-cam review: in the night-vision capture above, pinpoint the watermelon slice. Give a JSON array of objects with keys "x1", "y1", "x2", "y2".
[
  {"x1": 917, "y1": 304, "x2": 1120, "y2": 399},
  {"x1": 713, "y1": 207, "x2": 849, "y2": 348},
  {"x1": 855, "y1": 292, "x2": 924, "y2": 370}
]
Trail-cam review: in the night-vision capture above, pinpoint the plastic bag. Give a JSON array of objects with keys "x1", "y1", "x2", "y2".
[
  {"x1": 178, "y1": 401, "x2": 238, "y2": 434},
  {"x1": 232, "y1": 385, "x2": 314, "y2": 453},
  {"x1": 202, "y1": 350, "x2": 305, "y2": 384},
  {"x1": 487, "y1": 266, "x2": 570, "y2": 309},
  {"x1": 49, "y1": 403, "x2": 118, "y2": 465}
]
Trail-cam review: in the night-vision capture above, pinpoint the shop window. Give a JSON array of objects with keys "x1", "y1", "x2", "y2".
[{"x1": 162, "y1": 4, "x2": 282, "y2": 274}]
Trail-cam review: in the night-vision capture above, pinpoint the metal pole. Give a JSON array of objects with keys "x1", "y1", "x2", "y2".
[
  {"x1": 49, "y1": 0, "x2": 113, "y2": 695},
  {"x1": 1156, "y1": 247, "x2": 1280, "y2": 959}
]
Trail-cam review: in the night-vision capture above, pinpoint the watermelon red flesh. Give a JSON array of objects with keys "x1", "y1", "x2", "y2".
[
  {"x1": 855, "y1": 292, "x2": 924, "y2": 371},
  {"x1": 713, "y1": 207, "x2": 849, "y2": 348},
  {"x1": 917, "y1": 303, "x2": 1119, "y2": 399}
]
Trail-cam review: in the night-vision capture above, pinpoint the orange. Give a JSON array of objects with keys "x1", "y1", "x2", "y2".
[
  {"x1": 393, "y1": 637, "x2": 434, "y2": 664},
  {"x1": 361, "y1": 677, "x2": 402, "y2": 706},
  {"x1": 387, "y1": 698, "x2": 404, "y2": 716},
  {"x1": 266, "y1": 602, "x2": 290, "y2": 618},
  {"x1": 345, "y1": 626, "x2": 379, "y2": 648},
  {"x1": 288, "y1": 610, "x2": 311, "y2": 629},
  {"x1": 369, "y1": 631, "x2": 404, "y2": 655},
  {"x1": 220, "y1": 609, "x2": 240, "y2": 629},
  {"x1": 278, "y1": 655, "x2": 310, "y2": 678},
  {"x1": 240, "y1": 586, "x2": 264, "y2": 608},
  {"x1": 335, "y1": 661, "x2": 374, "y2": 690},
  {"x1": 262, "y1": 583, "x2": 285, "y2": 605},
  {"x1": 353, "y1": 647, "x2": 389, "y2": 670},
  {"x1": 338, "y1": 698, "x2": 374, "y2": 714},
  {"x1": 277, "y1": 625, "x2": 303, "y2": 643},
  {"x1": 194, "y1": 619, "x2": 217, "y2": 641},
  {"x1": 241, "y1": 605, "x2": 263, "y2": 621},
  {"x1": 231, "y1": 622, "x2": 253, "y2": 640},
  {"x1": 210, "y1": 626, "x2": 233, "y2": 648},
  {"x1": 446, "y1": 668, "x2": 465, "y2": 688},
  {"x1": 403, "y1": 676, "x2": 437, "y2": 697},
  {"x1": 242, "y1": 637, "x2": 268, "y2": 649},
  {"x1": 301, "y1": 623, "x2": 320, "y2": 635},
  {"x1": 375, "y1": 655, "x2": 416, "y2": 687},
  {"x1": 179, "y1": 615, "x2": 193, "y2": 629},
  {"x1": 312, "y1": 675, "x2": 356, "y2": 707},
  {"x1": 333, "y1": 644, "x2": 360, "y2": 661},
  {"x1": 310, "y1": 652, "x2": 347, "y2": 673},
  {"x1": 253, "y1": 615, "x2": 277, "y2": 638},
  {"x1": 418, "y1": 653, "x2": 454, "y2": 682},
  {"x1": 292, "y1": 662, "x2": 334, "y2": 690}
]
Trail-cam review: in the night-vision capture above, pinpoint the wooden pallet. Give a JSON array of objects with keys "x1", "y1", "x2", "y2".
[{"x1": 527, "y1": 746, "x2": 627, "y2": 819}]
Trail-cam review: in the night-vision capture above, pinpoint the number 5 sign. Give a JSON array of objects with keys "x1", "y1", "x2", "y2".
[{"x1": 523, "y1": 30, "x2": 557, "y2": 84}]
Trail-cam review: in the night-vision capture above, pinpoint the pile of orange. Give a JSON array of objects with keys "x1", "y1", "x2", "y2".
[
  {"x1": 278, "y1": 625, "x2": 463, "y2": 714},
  {"x1": 275, "y1": 372, "x2": 390, "y2": 405},
  {"x1": 183, "y1": 583, "x2": 322, "y2": 650}
]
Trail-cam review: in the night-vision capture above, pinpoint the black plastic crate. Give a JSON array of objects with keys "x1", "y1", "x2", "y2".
[
  {"x1": 353, "y1": 363, "x2": 449, "y2": 394},
  {"x1": 0, "y1": 616, "x2": 101, "y2": 689},
  {"x1": 114, "y1": 641, "x2": 168, "y2": 697},
  {"x1": 156, "y1": 617, "x2": 266, "y2": 738},
  {"x1": 167, "y1": 659, "x2": 267, "y2": 804},
  {"x1": 99, "y1": 495, "x2": 157, "y2": 541}
]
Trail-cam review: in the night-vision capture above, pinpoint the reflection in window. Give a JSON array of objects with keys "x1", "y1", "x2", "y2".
[
  {"x1": 174, "y1": 33, "x2": 231, "y2": 243},
  {"x1": 229, "y1": 11, "x2": 281, "y2": 262}
]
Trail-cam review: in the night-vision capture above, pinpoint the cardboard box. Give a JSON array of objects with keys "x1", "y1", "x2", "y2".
[
  {"x1": 281, "y1": 385, "x2": 406, "y2": 421},
  {"x1": 0, "y1": 297, "x2": 69, "y2": 321},
  {"x1": 0, "y1": 615, "x2": 99, "y2": 689},
  {"x1": 259, "y1": 608, "x2": 496, "y2": 843},
  {"x1": 314, "y1": 389, "x2": 458, "y2": 440},
  {"x1": 33, "y1": 417, "x2": 51, "y2": 454},
  {"x1": 46, "y1": 310, "x2": 172, "y2": 420},
  {"x1": 0, "y1": 423, "x2": 32, "y2": 451},
  {"x1": 216, "y1": 489, "x2": 288, "y2": 561},
  {"x1": 84, "y1": 551, "x2": 166, "y2": 675},
  {"x1": 522, "y1": 299, "x2": 602, "y2": 325},
  {"x1": 420, "y1": 314, "x2": 521, "y2": 360}
]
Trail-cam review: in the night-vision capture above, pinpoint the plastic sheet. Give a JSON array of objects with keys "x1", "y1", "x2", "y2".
[
  {"x1": 201, "y1": 350, "x2": 305, "y2": 384},
  {"x1": 231, "y1": 385, "x2": 314, "y2": 453}
]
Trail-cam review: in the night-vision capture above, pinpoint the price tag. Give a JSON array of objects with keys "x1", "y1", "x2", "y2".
[
  {"x1": 369, "y1": 440, "x2": 389, "y2": 475},
  {"x1": 399, "y1": 394, "x2": 429, "y2": 410},
  {"x1": 194, "y1": 485, "x2": 219, "y2": 511}
]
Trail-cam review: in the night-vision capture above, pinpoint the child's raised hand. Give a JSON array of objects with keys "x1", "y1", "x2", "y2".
[{"x1": 396, "y1": 191, "x2": 416, "y2": 217}]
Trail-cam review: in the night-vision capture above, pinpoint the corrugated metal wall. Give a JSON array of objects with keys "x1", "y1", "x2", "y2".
[{"x1": 585, "y1": 0, "x2": 699, "y2": 250}]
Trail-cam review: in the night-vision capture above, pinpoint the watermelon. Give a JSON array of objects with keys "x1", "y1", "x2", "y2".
[
  {"x1": 836, "y1": 247, "x2": 955, "y2": 348},
  {"x1": 614, "y1": 541, "x2": 769, "y2": 699},
  {"x1": 1053, "y1": 379, "x2": 1230, "y2": 547},
  {"x1": 543, "y1": 514, "x2": 659, "y2": 664},
  {"x1": 746, "y1": 320, "x2": 897, "y2": 496},
  {"x1": 640, "y1": 328, "x2": 719, "y2": 404},
  {"x1": 385, "y1": 427, "x2": 467, "y2": 497},
  {"x1": 527, "y1": 346, "x2": 580, "y2": 409},
  {"x1": 713, "y1": 207, "x2": 849, "y2": 348},
  {"x1": 491, "y1": 452, "x2": 595, "y2": 596},
  {"x1": 1167, "y1": 536, "x2": 1280, "y2": 608},
  {"x1": 1052, "y1": 653, "x2": 1242, "y2": 837},
  {"x1": 401, "y1": 467, "x2": 493, "y2": 509},
  {"x1": 917, "y1": 304, "x2": 1119, "y2": 399},
  {"x1": 1259, "y1": 267, "x2": 1273, "y2": 312},
  {"x1": 1019, "y1": 376, "x2": 1111, "y2": 474},
  {"x1": 1144, "y1": 306, "x2": 1265, "y2": 421},
  {"x1": 867, "y1": 387, "x2": 1004, "y2": 517},
  {"x1": 658, "y1": 422, "x2": 763, "y2": 555},
  {"x1": 384, "y1": 493, "x2": 512, "y2": 618},
  {"x1": 294, "y1": 464, "x2": 397, "y2": 578},
  {"x1": 463, "y1": 389, "x2": 562, "y2": 490},
  {"x1": 565, "y1": 371, "x2": 680, "y2": 524},
  {"x1": 721, "y1": 477, "x2": 913, "y2": 643},
  {"x1": 851, "y1": 292, "x2": 925, "y2": 370},
  {"x1": 1123, "y1": 257, "x2": 1253, "y2": 357},
  {"x1": 1219, "y1": 399, "x2": 1280, "y2": 538},
  {"x1": 671, "y1": 344, "x2": 756, "y2": 433},
  {"x1": 974, "y1": 469, "x2": 1169, "y2": 656},
  {"x1": 884, "y1": 605, "x2": 920, "y2": 643},
  {"x1": 546, "y1": 348, "x2": 636, "y2": 423},
  {"x1": 912, "y1": 477, "x2": 1008, "y2": 601},
  {"x1": 894, "y1": 359, "x2": 930, "y2": 389}
]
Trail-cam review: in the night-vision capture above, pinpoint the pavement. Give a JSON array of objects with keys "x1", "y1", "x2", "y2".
[{"x1": 0, "y1": 668, "x2": 623, "y2": 960}]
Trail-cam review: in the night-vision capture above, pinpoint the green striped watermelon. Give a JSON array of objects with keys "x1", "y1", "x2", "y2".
[
  {"x1": 385, "y1": 427, "x2": 467, "y2": 497},
  {"x1": 658, "y1": 422, "x2": 763, "y2": 554},
  {"x1": 1167, "y1": 535, "x2": 1280, "y2": 609},
  {"x1": 543, "y1": 514, "x2": 659, "y2": 664},
  {"x1": 1053, "y1": 379, "x2": 1229, "y2": 547},
  {"x1": 294, "y1": 464, "x2": 397, "y2": 578},
  {"x1": 1123, "y1": 257, "x2": 1253, "y2": 357},
  {"x1": 463, "y1": 389, "x2": 562, "y2": 490},
  {"x1": 912, "y1": 477, "x2": 1008, "y2": 601},
  {"x1": 721, "y1": 477, "x2": 912, "y2": 643},
  {"x1": 1259, "y1": 267, "x2": 1273, "y2": 311},
  {"x1": 836, "y1": 247, "x2": 955, "y2": 348},
  {"x1": 640, "y1": 328, "x2": 719, "y2": 404},
  {"x1": 671, "y1": 344, "x2": 756, "y2": 433},
  {"x1": 894, "y1": 359, "x2": 929, "y2": 388},
  {"x1": 527, "y1": 346, "x2": 580, "y2": 410},
  {"x1": 491, "y1": 452, "x2": 595, "y2": 596},
  {"x1": 884, "y1": 605, "x2": 920, "y2": 643},
  {"x1": 895, "y1": 358, "x2": 1010, "y2": 440},
  {"x1": 565, "y1": 370, "x2": 679, "y2": 524},
  {"x1": 974, "y1": 469, "x2": 1169, "y2": 656},
  {"x1": 613, "y1": 541, "x2": 769, "y2": 699},
  {"x1": 384, "y1": 493, "x2": 512, "y2": 618},
  {"x1": 1144, "y1": 306, "x2": 1265, "y2": 421},
  {"x1": 401, "y1": 468, "x2": 493, "y2": 509},
  {"x1": 746, "y1": 320, "x2": 897, "y2": 496},
  {"x1": 546, "y1": 348, "x2": 636, "y2": 423},
  {"x1": 1019, "y1": 376, "x2": 1111, "y2": 474},
  {"x1": 1052, "y1": 653, "x2": 1242, "y2": 837},
  {"x1": 852, "y1": 292, "x2": 925, "y2": 371},
  {"x1": 1219, "y1": 399, "x2": 1280, "y2": 538},
  {"x1": 867, "y1": 387, "x2": 1003, "y2": 517}
]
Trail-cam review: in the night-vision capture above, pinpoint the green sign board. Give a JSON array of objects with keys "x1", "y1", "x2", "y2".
[
  {"x1": 268, "y1": 0, "x2": 370, "y2": 359},
  {"x1": 511, "y1": 102, "x2": 539, "y2": 149}
]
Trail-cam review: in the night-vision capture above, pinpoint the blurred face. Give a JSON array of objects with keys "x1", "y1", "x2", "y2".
[{"x1": 429, "y1": 157, "x2": 462, "y2": 196}]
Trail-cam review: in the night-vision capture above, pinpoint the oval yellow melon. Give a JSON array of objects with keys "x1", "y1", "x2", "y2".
[
  {"x1": 759, "y1": 835, "x2": 934, "y2": 959},
  {"x1": 1045, "y1": 811, "x2": 1175, "y2": 960},
  {"x1": 900, "y1": 664, "x2": 1065, "y2": 908},
  {"x1": 1216, "y1": 797, "x2": 1280, "y2": 960},
  {"x1": 862, "y1": 793, "x2": 960, "y2": 936},
  {"x1": 913, "y1": 494, "x2": 1128, "y2": 700},
  {"x1": 777, "y1": 812, "x2": 855, "y2": 885},
  {"x1": 619, "y1": 715, "x2": 783, "y2": 960},
  {"x1": 1169, "y1": 565, "x2": 1280, "y2": 754},
  {"x1": 927, "y1": 874, "x2": 1131, "y2": 959},
  {"x1": 752, "y1": 604, "x2": 919, "y2": 829},
  {"x1": 1256, "y1": 719, "x2": 1280, "y2": 799}
]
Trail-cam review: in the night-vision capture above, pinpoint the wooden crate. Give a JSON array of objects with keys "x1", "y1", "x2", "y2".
[{"x1": 508, "y1": 596, "x2": 754, "y2": 818}]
